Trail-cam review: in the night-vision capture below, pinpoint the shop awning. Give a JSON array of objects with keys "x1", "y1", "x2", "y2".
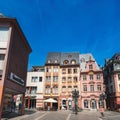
[{"x1": 44, "y1": 98, "x2": 57, "y2": 103}]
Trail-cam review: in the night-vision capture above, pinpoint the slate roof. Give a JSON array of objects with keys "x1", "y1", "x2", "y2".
[
  {"x1": 79, "y1": 53, "x2": 100, "y2": 71},
  {"x1": 60, "y1": 52, "x2": 79, "y2": 65},
  {"x1": 46, "y1": 52, "x2": 61, "y2": 64},
  {"x1": 46, "y1": 52, "x2": 80, "y2": 65}
]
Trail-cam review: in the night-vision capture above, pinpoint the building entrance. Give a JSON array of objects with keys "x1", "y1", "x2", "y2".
[
  {"x1": 25, "y1": 98, "x2": 36, "y2": 109},
  {"x1": 90, "y1": 100, "x2": 96, "y2": 110}
]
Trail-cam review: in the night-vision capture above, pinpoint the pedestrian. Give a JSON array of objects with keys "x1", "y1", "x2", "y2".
[
  {"x1": 18, "y1": 102, "x2": 22, "y2": 114},
  {"x1": 100, "y1": 107, "x2": 105, "y2": 117}
]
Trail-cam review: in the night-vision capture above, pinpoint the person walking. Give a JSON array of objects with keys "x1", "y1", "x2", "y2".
[
  {"x1": 100, "y1": 107, "x2": 105, "y2": 117},
  {"x1": 18, "y1": 102, "x2": 22, "y2": 115}
]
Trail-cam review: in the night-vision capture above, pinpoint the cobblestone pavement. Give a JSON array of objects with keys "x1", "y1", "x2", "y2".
[{"x1": 2, "y1": 109, "x2": 120, "y2": 120}]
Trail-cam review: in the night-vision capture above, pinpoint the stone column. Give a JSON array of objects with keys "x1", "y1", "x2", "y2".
[
  {"x1": 66, "y1": 99, "x2": 68, "y2": 110},
  {"x1": 96, "y1": 100, "x2": 99, "y2": 110}
]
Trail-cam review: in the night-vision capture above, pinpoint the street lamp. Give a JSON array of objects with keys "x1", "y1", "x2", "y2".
[
  {"x1": 72, "y1": 89, "x2": 79, "y2": 114},
  {"x1": 99, "y1": 92, "x2": 107, "y2": 107}
]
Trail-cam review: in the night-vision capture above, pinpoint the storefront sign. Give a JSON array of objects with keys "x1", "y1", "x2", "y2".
[{"x1": 10, "y1": 72, "x2": 24, "y2": 86}]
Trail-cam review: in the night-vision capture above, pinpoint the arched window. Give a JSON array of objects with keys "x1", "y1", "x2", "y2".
[
  {"x1": 54, "y1": 60, "x2": 58, "y2": 63},
  {"x1": 71, "y1": 59, "x2": 76, "y2": 64},
  {"x1": 53, "y1": 86, "x2": 58, "y2": 93},
  {"x1": 47, "y1": 60, "x2": 51, "y2": 63},
  {"x1": 63, "y1": 60, "x2": 69, "y2": 65},
  {"x1": 46, "y1": 86, "x2": 50, "y2": 94}
]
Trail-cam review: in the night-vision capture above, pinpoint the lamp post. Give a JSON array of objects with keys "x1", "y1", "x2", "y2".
[
  {"x1": 99, "y1": 92, "x2": 107, "y2": 107},
  {"x1": 72, "y1": 89, "x2": 79, "y2": 114}
]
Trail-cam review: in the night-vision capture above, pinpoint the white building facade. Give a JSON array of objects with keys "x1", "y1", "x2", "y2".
[{"x1": 25, "y1": 66, "x2": 44, "y2": 110}]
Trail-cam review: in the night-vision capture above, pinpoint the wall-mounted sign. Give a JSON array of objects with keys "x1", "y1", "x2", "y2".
[{"x1": 10, "y1": 72, "x2": 24, "y2": 86}]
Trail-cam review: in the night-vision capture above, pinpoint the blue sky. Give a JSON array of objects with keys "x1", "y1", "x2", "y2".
[{"x1": 0, "y1": 0, "x2": 120, "y2": 69}]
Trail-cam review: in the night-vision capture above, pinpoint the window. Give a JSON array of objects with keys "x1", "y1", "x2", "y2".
[
  {"x1": 31, "y1": 76, "x2": 38, "y2": 82},
  {"x1": 53, "y1": 76, "x2": 58, "y2": 82},
  {"x1": 46, "y1": 76, "x2": 51, "y2": 82},
  {"x1": 96, "y1": 74, "x2": 100, "y2": 80},
  {"x1": 31, "y1": 87, "x2": 37, "y2": 94},
  {"x1": 83, "y1": 85, "x2": 87, "y2": 92},
  {"x1": 97, "y1": 85, "x2": 101, "y2": 91},
  {"x1": 73, "y1": 68, "x2": 77, "y2": 73},
  {"x1": 47, "y1": 60, "x2": 51, "y2": 63},
  {"x1": 83, "y1": 75, "x2": 86, "y2": 80},
  {"x1": 62, "y1": 86, "x2": 66, "y2": 92},
  {"x1": 46, "y1": 86, "x2": 50, "y2": 94},
  {"x1": 80, "y1": 58, "x2": 85, "y2": 63},
  {"x1": 116, "y1": 64, "x2": 120, "y2": 70},
  {"x1": 25, "y1": 87, "x2": 29, "y2": 94},
  {"x1": 68, "y1": 77, "x2": 72, "y2": 82},
  {"x1": 0, "y1": 27, "x2": 9, "y2": 42},
  {"x1": 84, "y1": 100, "x2": 88, "y2": 108},
  {"x1": 90, "y1": 85, "x2": 94, "y2": 92},
  {"x1": 118, "y1": 74, "x2": 120, "y2": 80},
  {"x1": 54, "y1": 60, "x2": 58, "y2": 63},
  {"x1": 46, "y1": 67, "x2": 51, "y2": 72},
  {"x1": 39, "y1": 77, "x2": 42, "y2": 82},
  {"x1": 53, "y1": 86, "x2": 58, "y2": 93},
  {"x1": 89, "y1": 75, "x2": 93, "y2": 80},
  {"x1": 0, "y1": 70, "x2": 2, "y2": 80},
  {"x1": 53, "y1": 67, "x2": 58, "y2": 72},
  {"x1": 74, "y1": 86, "x2": 78, "y2": 90},
  {"x1": 62, "y1": 77, "x2": 66, "y2": 82},
  {"x1": 62, "y1": 69, "x2": 66, "y2": 74},
  {"x1": 73, "y1": 77, "x2": 78, "y2": 82},
  {"x1": 68, "y1": 86, "x2": 72, "y2": 91},
  {"x1": 63, "y1": 60, "x2": 69, "y2": 64},
  {"x1": 71, "y1": 60, "x2": 76, "y2": 64},
  {"x1": 68, "y1": 68, "x2": 72, "y2": 74},
  {"x1": 0, "y1": 54, "x2": 5, "y2": 61},
  {"x1": 89, "y1": 65, "x2": 93, "y2": 70}
]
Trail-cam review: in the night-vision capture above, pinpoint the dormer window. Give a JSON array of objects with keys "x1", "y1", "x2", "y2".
[
  {"x1": 71, "y1": 60, "x2": 76, "y2": 64},
  {"x1": 80, "y1": 58, "x2": 85, "y2": 63},
  {"x1": 47, "y1": 60, "x2": 51, "y2": 63},
  {"x1": 54, "y1": 60, "x2": 58, "y2": 63},
  {"x1": 63, "y1": 60, "x2": 69, "y2": 65}
]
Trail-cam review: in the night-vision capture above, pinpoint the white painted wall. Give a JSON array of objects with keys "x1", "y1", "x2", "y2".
[{"x1": 26, "y1": 71, "x2": 44, "y2": 99}]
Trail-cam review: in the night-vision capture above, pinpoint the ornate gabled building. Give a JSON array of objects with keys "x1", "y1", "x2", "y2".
[
  {"x1": 80, "y1": 53, "x2": 105, "y2": 110},
  {"x1": 104, "y1": 53, "x2": 120, "y2": 111}
]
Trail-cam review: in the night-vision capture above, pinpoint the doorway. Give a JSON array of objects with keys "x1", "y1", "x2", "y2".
[{"x1": 90, "y1": 99, "x2": 96, "y2": 110}]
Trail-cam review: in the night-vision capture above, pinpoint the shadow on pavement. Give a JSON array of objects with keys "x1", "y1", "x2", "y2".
[{"x1": 2, "y1": 109, "x2": 37, "y2": 119}]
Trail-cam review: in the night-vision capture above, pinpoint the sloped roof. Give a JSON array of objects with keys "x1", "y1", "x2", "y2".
[
  {"x1": 79, "y1": 53, "x2": 100, "y2": 71},
  {"x1": 60, "y1": 52, "x2": 79, "y2": 65},
  {"x1": 46, "y1": 52, "x2": 61, "y2": 64}
]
